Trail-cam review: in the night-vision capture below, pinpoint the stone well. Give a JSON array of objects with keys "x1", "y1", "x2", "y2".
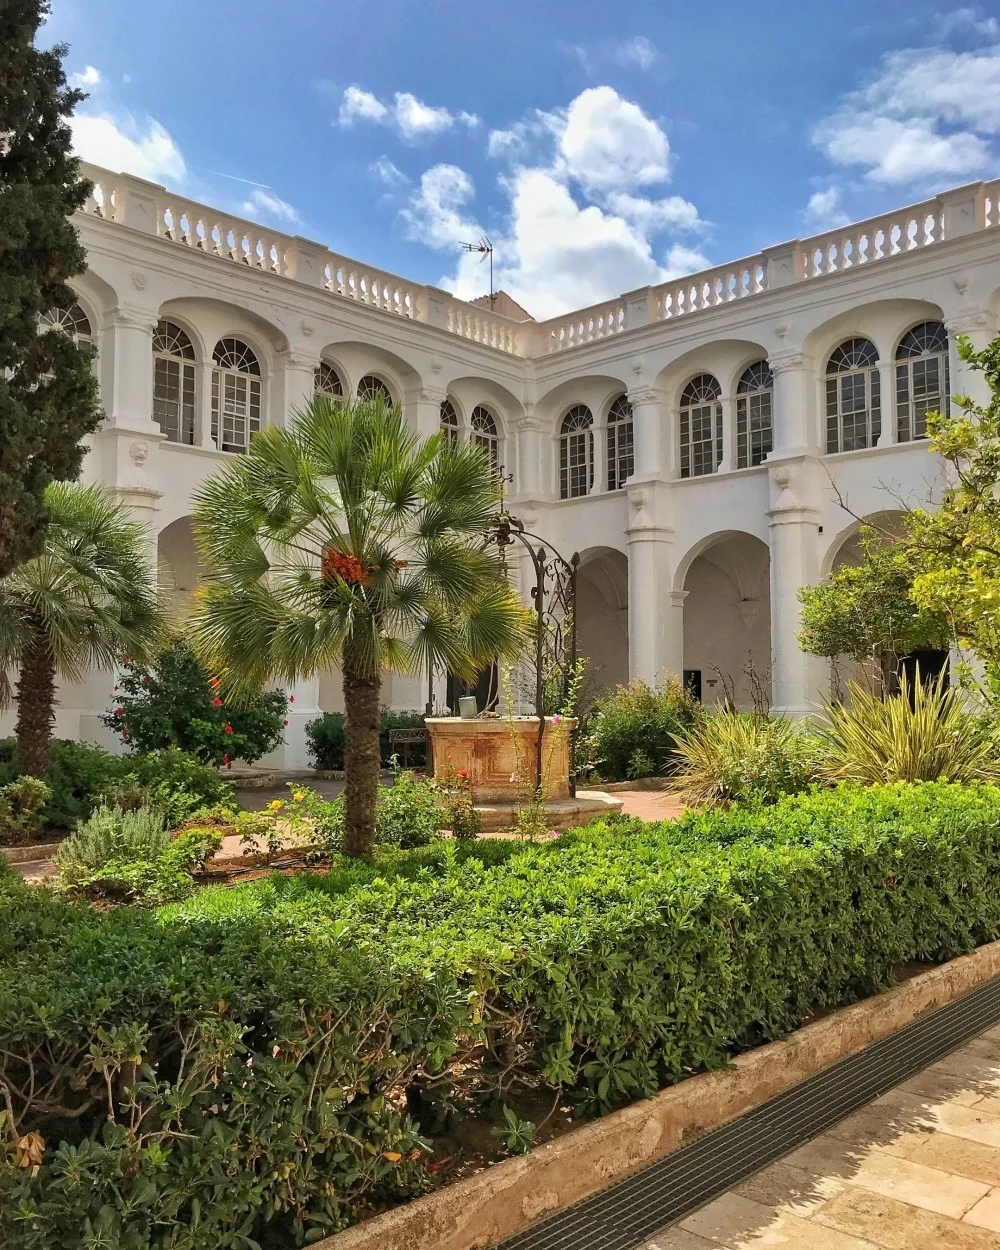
[{"x1": 426, "y1": 716, "x2": 575, "y2": 802}]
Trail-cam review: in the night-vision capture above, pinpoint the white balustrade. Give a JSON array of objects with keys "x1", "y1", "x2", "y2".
[
  {"x1": 540, "y1": 301, "x2": 626, "y2": 353},
  {"x1": 76, "y1": 164, "x2": 1000, "y2": 358},
  {"x1": 653, "y1": 258, "x2": 767, "y2": 320}
]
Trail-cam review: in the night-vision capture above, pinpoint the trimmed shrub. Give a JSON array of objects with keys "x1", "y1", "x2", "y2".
[
  {"x1": 0, "y1": 777, "x2": 50, "y2": 846},
  {"x1": 4, "y1": 782, "x2": 1000, "y2": 1245},
  {"x1": 0, "y1": 739, "x2": 233, "y2": 830},
  {"x1": 306, "y1": 709, "x2": 427, "y2": 771},
  {"x1": 578, "y1": 676, "x2": 698, "y2": 781},
  {"x1": 823, "y1": 676, "x2": 1000, "y2": 785},
  {"x1": 53, "y1": 804, "x2": 169, "y2": 883},
  {"x1": 102, "y1": 638, "x2": 287, "y2": 766},
  {"x1": 671, "y1": 710, "x2": 827, "y2": 807}
]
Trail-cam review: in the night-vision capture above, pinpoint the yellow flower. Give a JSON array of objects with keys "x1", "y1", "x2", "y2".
[
  {"x1": 267, "y1": 799, "x2": 283, "y2": 812},
  {"x1": 293, "y1": 791, "x2": 306, "y2": 802}
]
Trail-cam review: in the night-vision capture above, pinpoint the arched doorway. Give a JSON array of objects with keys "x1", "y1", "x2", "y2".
[
  {"x1": 157, "y1": 516, "x2": 201, "y2": 624},
  {"x1": 576, "y1": 547, "x2": 629, "y2": 699},
  {"x1": 681, "y1": 533, "x2": 771, "y2": 709}
]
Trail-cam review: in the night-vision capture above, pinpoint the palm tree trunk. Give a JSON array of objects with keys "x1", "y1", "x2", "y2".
[
  {"x1": 15, "y1": 629, "x2": 57, "y2": 778},
  {"x1": 342, "y1": 638, "x2": 381, "y2": 858}
]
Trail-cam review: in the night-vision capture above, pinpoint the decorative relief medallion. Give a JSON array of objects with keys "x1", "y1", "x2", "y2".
[{"x1": 130, "y1": 270, "x2": 147, "y2": 291}]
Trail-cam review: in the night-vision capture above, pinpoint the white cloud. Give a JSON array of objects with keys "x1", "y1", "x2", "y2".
[
  {"x1": 70, "y1": 110, "x2": 186, "y2": 184},
  {"x1": 338, "y1": 85, "x2": 389, "y2": 125},
  {"x1": 605, "y1": 191, "x2": 704, "y2": 233},
  {"x1": 813, "y1": 42, "x2": 1000, "y2": 184},
  {"x1": 400, "y1": 164, "x2": 480, "y2": 250},
  {"x1": 68, "y1": 65, "x2": 102, "y2": 90},
  {"x1": 936, "y1": 8, "x2": 999, "y2": 39},
  {"x1": 614, "y1": 36, "x2": 658, "y2": 70},
  {"x1": 336, "y1": 86, "x2": 479, "y2": 142},
  {"x1": 241, "y1": 187, "x2": 300, "y2": 225},
  {"x1": 559, "y1": 86, "x2": 671, "y2": 191},
  {"x1": 804, "y1": 186, "x2": 851, "y2": 229},
  {"x1": 662, "y1": 243, "x2": 712, "y2": 279},
  {"x1": 371, "y1": 157, "x2": 409, "y2": 188}
]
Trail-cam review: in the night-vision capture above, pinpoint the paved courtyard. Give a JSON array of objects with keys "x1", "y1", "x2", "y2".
[{"x1": 643, "y1": 1025, "x2": 1000, "y2": 1249}]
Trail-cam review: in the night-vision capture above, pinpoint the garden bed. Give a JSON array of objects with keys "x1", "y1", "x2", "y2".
[{"x1": 314, "y1": 939, "x2": 1000, "y2": 1250}]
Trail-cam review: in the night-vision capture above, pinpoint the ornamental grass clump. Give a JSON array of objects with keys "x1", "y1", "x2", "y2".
[
  {"x1": 670, "y1": 709, "x2": 827, "y2": 807},
  {"x1": 822, "y1": 674, "x2": 1000, "y2": 785}
]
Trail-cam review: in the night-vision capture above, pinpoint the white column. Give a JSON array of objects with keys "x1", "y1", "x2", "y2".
[
  {"x1": 411, "y1": 387, "x2": 446, "y2": 441},
  {"x1": 515, "y1": 413, "x2": 543, "y2": 499},
  {"x1": 196, "y1": 359, "x2": 215, "y2": 449},
  {"x1": 262, "y1": 675, "x2": 322, "y2": 770},
  {"x1": 876, "y1": 362, "x2": 896, "y2": 447},
  {"x1": 767, "y1": 467, "x2": 825, "y2": 717},
  {"x1": 627, "y1": 387, "x2": 664, "y2": 480},
  {"x1": 945, "y1": 311, "x2": 994, "y2": 411},
  {"x1": 717, "y1": 396, "x2": 736, "y2": 472},
  {"x1": 105, "y1": 306, "x2": 160, "y2": 434},
  {"x1": 769, "y1": 352, "x2": 819, "y2": 458},
  {"x1": 592, "y1": 416, "x2": 607, "y2": 493},
  {"x1": 625, "y1": 486, "x2": 675, "y2": 683},
  {"x1": 281, "y1": 350, "x2": 320, "y2": 426}
]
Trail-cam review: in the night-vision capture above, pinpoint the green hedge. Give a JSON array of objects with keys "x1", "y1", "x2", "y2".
[
  {"x1": 305, "y1": 709, "x2": 427, "y2": 771},
  {"x1": 4, "y1": 783, "x2": 1000, "y2": 1246}
]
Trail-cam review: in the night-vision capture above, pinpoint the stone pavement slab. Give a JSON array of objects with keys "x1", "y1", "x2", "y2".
[{"x1": 648, "y1": 1028, "x2": 1000, "y2": 1249}]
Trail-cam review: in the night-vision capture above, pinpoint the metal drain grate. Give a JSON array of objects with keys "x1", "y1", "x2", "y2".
[{"x1": 498, "y1": 974, "x2": 1000, "y2": 1250}]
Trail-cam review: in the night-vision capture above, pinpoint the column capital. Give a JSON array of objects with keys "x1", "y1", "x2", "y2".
[
  {"x1": 112, "y1": 304, "x2": 159, "y2": 333},
  {"x1": 769, "y1": 350, "x2": 812, "y2": 374},
  {"x1": 516, "y1": 416, "x2": 542, "y2": 433},
  {"x1": 411, "y1": 386, "x2": 448, "y2": 407},
  {"x1": 627, "y1": 386, "x2": 660, "y2": 406},
  {"x1": 944, "y1": 309, "x2": 991, "y2": 336},
  {"x1": 281, "y1": 348, "x2": 322, "y2": 372}
]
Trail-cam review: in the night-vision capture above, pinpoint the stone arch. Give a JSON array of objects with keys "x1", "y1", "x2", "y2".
[
  {"x1": 575, "y1": 546, "x2": 629, "y2": 696},
  {"x1": 157, "y1": 516, "x2": 201, "y2": 624},
  {"x1": 678, "y1": 531, "x2": 771, "y2": 709},
  {"x1": 317, "y1": 340, "x2": 421, "y2": 407},
  {"x1": 821, "y1": 509, "x2": 908, "y2": 578}
]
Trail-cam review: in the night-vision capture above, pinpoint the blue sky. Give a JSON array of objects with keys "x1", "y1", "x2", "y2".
[{"x1": 47, "y1": 0, "x2": 1000, "y2": 319}]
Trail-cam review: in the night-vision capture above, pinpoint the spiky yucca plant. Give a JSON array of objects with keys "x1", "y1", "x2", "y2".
[
  {"x1": 191, "y1": 395, "x2": 525, "y2": 857},
  {"x1": 821, "y1": 674, "x2": 1000, "y2": 785},
  {"x1": 671, "y1": 709, "x2": 826, "y2": 808}
]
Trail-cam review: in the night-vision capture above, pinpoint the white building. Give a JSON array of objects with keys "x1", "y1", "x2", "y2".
[{"x1": 11, "y1": 165, "x2": 1000, "y2": 766}]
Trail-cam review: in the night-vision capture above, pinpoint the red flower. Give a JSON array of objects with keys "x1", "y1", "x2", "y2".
[
  {"x1": 141, "y1": 676, "x2": 148, "y2": 683},
  {"x1": 282, "y1": 719, "x2": 288, "y2": 727},
  {"x1": 224, "y1": 724, "x2": 234, "y2": 734},
  {"x1": 458, "y1": 768, "x2": 470, "y2": 781},
  {"x1": 114, "y1": 708, "x2": 123, "y2": 718},
  {"x1": 288, "y1": 695, "x2": 295, "y2": 704},
  {"x1": 113, "y1": 685, "x2": 118, "y2": 691},
  {"x1": 212, "y1": 697, "x2": 223, "y2": 707},
  {"x1": 227, "y1": 762, "x2": 232, "y2": 770},
  {"x1": 122, "y1": 654, "x2": 131, "y2": 663},
  {"x1": 222, "y1": 754, "x2": 230, "y2": 764}
]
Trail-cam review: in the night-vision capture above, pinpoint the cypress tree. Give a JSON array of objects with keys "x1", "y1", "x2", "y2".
[{"x1": 0, "y1": 0, "x2": 103, "y2": 578}]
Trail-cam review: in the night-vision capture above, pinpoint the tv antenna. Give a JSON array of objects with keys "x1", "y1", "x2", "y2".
[{"x1": 460, "y1": 235, "x2": 495, "y2": 310}]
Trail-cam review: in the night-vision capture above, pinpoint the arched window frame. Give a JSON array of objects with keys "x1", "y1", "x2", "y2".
[
  {"x1": 606, "y1": 394, "x2": 634, "y2": 491},
  {"x1": 440, "y1": 398, "x2": 460, "y2": 447},
  {"x1": 314, "y1": 361, "x2": 344, "y2": 398},
  {"x1": 895, "y1": 321, "x2": 949, "y2": 443},
  {"x1": 40, "y1": 303, "x2": 93, "y2": 343},
  {"x1": 357, "y1": 374, "x2": 393, "y2": 405},
  {"x1": 152, "y1": 319, "x2": 196, "y2": 445},
  {"x1": 825, "y1": 337, "x2": 880, "y2": 453},
  {"x1": 679, "y1": 374, "x2": 722, "y2": 478},
  {"x1": 735, "y1": 361, "x2": 774, "y2": 469},
  {"x1": 559, "y1": 404, "x2": 594, "y2": 499},
  {"x1": 211, "y1": 337, "x2": 263, "y2": 454},
  {"x1": 470, "y1": 404, "x2": 501, "y2": 474}
]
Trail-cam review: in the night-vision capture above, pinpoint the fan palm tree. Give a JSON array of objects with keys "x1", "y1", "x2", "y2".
[
  {"x1": 0, "y1": 482, "x2": 164, "y2": 776},
  {"x1": 191, "y1": 395, "x2": 525, "y2": 857}
]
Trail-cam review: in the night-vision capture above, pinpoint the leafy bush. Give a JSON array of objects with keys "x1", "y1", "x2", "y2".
[
  {"x1": 285, "y1": 772, "x2": 446, "y2": 858},
  {"x1": 578, "y1": 676, "x2": 698, "y2": 781},
  {"x1": 0, "y1": 777, "x2": 50, "y2": 846},
  {"x1": 4, "y1": 782, "x2": 1000, "y2": 1245},
  {"x1": 306, "y1": 709, "x2": 428, "y2": 771},
  {"x1": 822, "y1": 676, "x2": 1000, "y2": 785},
  {"x1": 53, "y1": 804, "x2": 169, "y2": 883},
  {"x1": 0, "y1": 739, "x2": 234, "y2": 830},
  {"x1": 102, "y1": 638, "x2": 287, "y2": 766},
  {"x1": 671, "y1": 710, "x2": 827, "y2": 807},
  {"x1": 68, "y1": 826, "x2": 224, "y2": 906}
]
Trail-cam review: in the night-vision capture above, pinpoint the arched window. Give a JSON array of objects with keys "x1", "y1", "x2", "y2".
[
  {"x1": 357, "y1": 374, "x2": 392, "y2": 405},
  {"x1": 211, "y1": 338, "x2": 261, "y2": 453},
  {"x1": 314, "y1": 361, "x2": 343, "y2": 397},
  {"x1": 471, "y1": 405, "x2": 500, "y2": 474},
  {"x1": 896, "y1": 321, "x2": 949, "y2": 442},
  {"x1": 736, "y1": 361, "x2": 773, "y2": 469},
  {"x1": 606, "y1": 394, "x2": 634, "y2": 491},
  {"x1": 440, "y1": 398, "x2": 459, "y2": 447},
  {"x1": 559, "y1": 404, "x2": 594, "y2": 499},
  {"x1": 679, "y1": 374, "x2": 722, "y2": 478},
  {"x1": 152, "y1": 320, "x2": 195, "y2": 445},
  {"x1": 826, "y1": 338, "x2": 880, "y2": 453},
  {"x1": 40, "y1": 303, "x2": 92, "y2": 342}
]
